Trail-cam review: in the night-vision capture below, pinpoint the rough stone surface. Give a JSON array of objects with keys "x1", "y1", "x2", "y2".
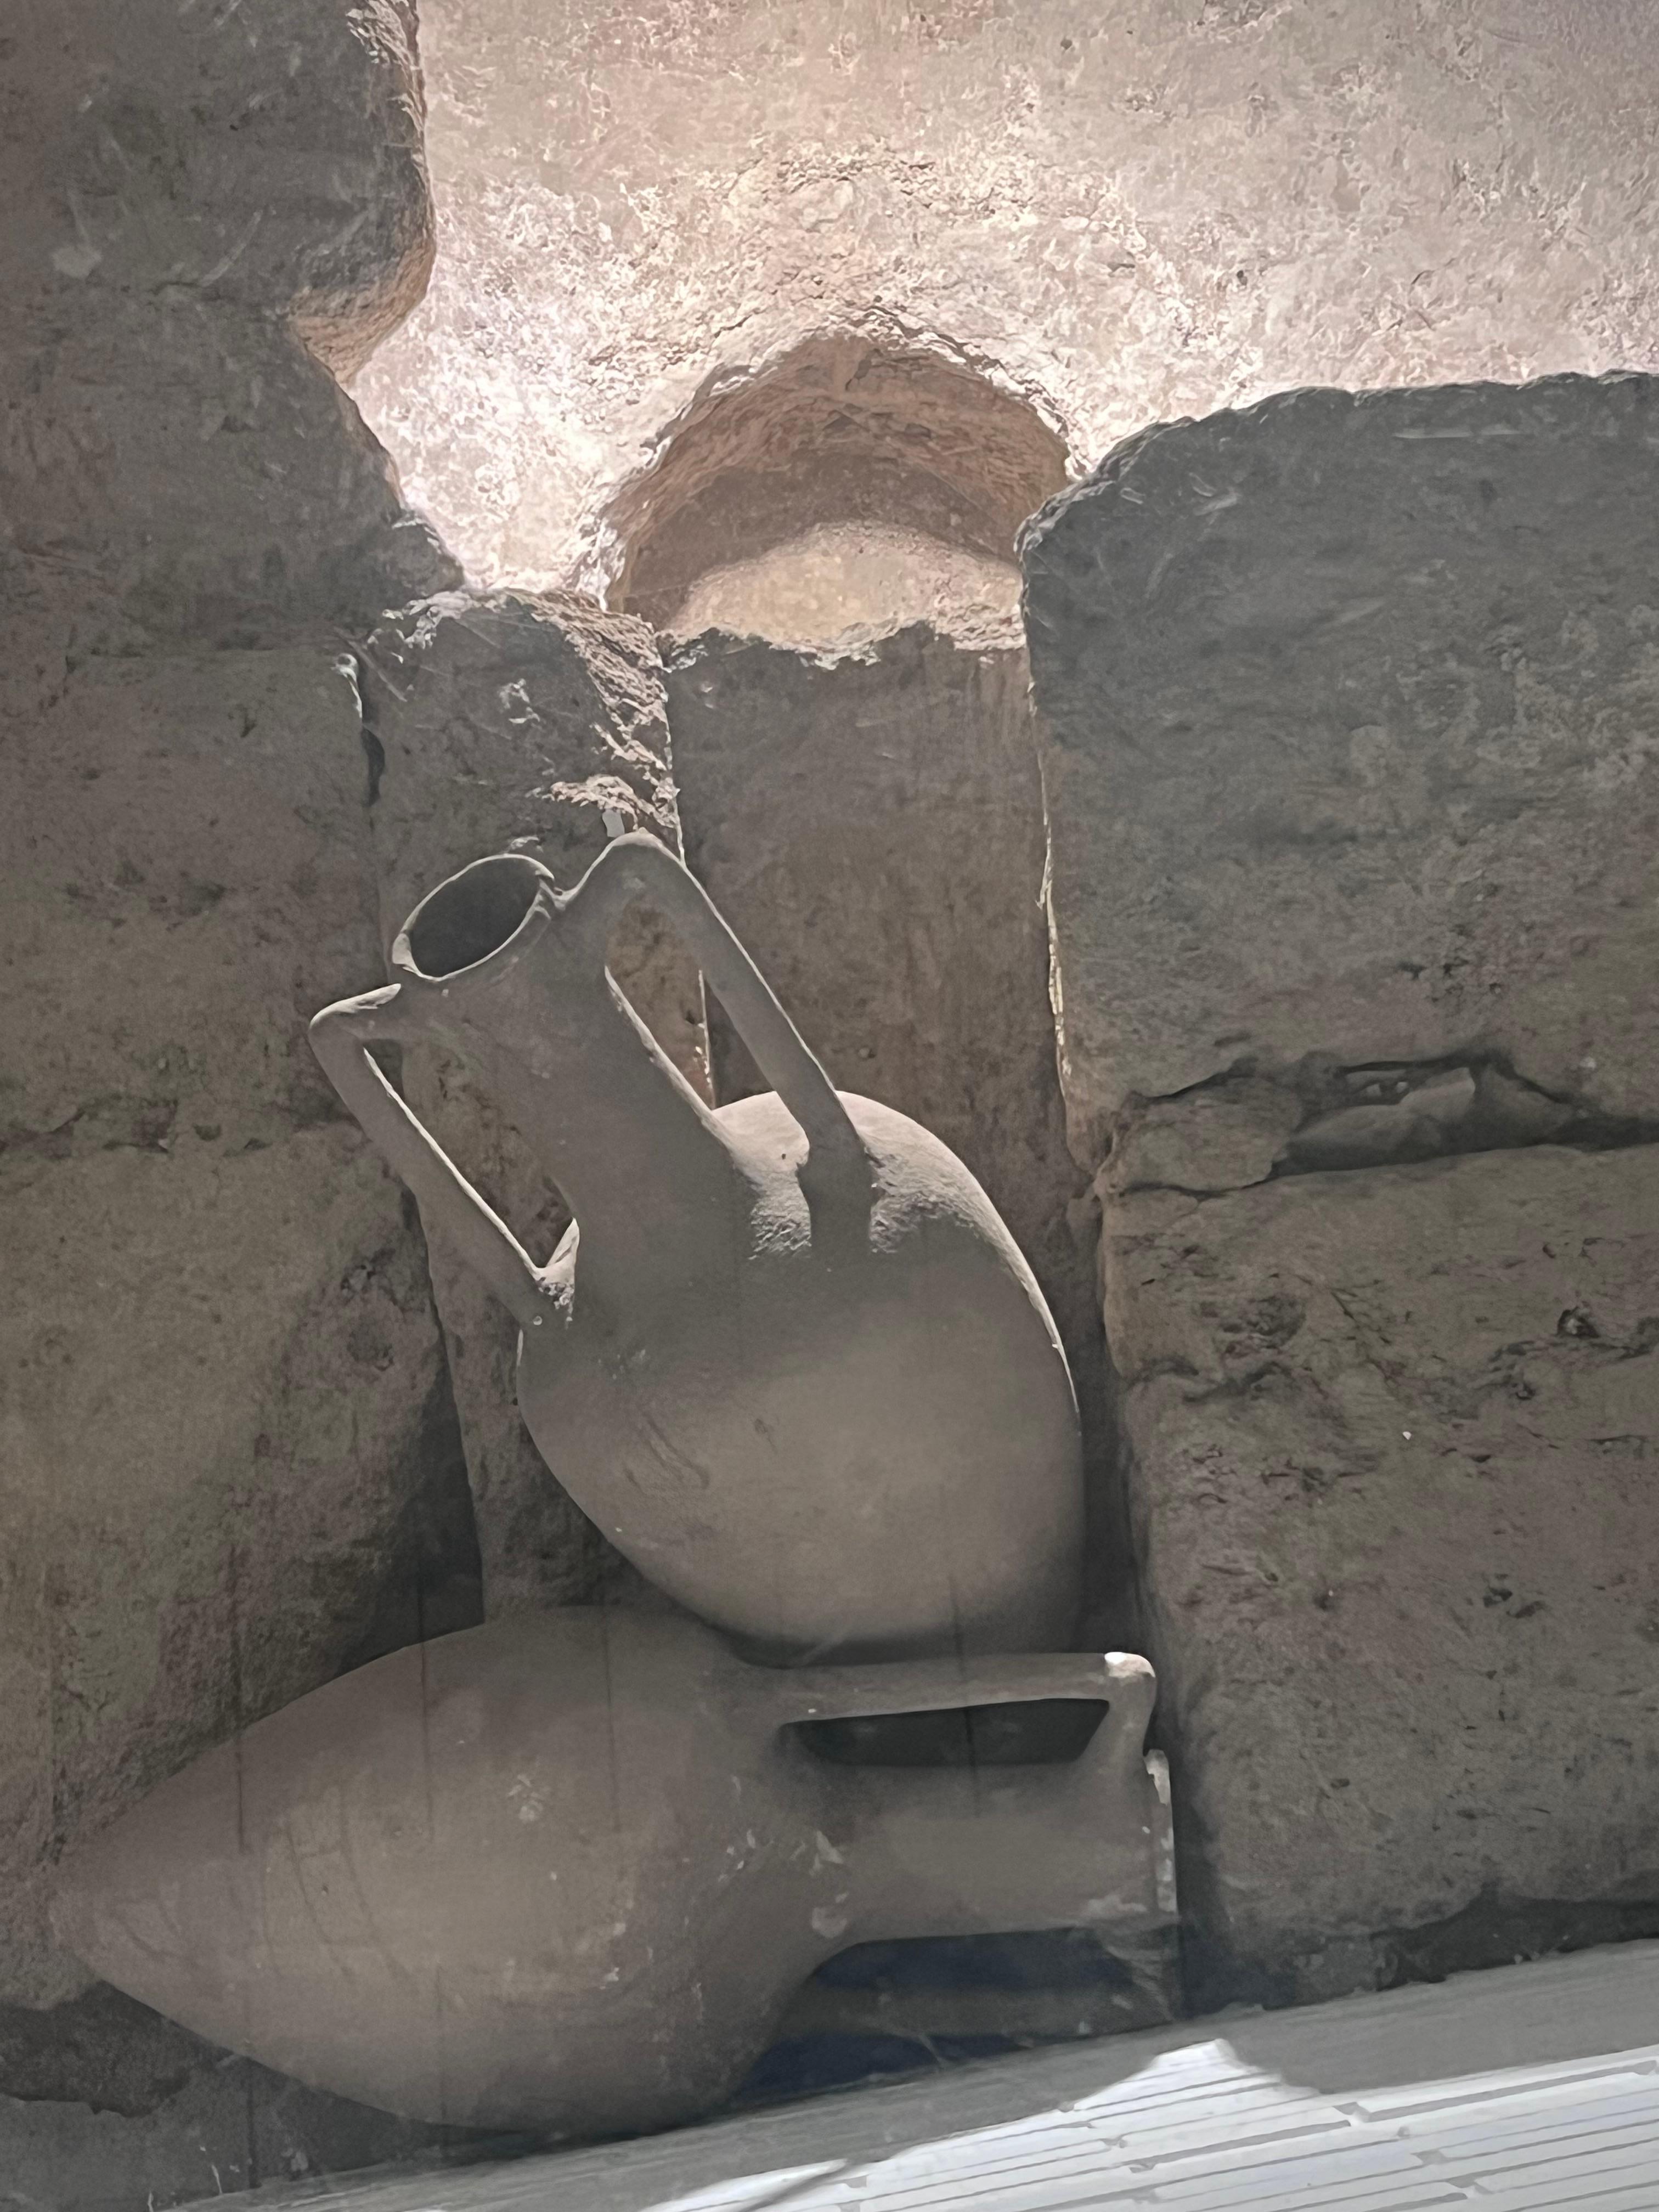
[
  {"x1": 360, "y1": 1, "x2": 1659, "y2": 591},
  {"x1": 0, "y1": 1990, "x2": 447, "y2": 2210},
  {"x1": 3, "y1": 0, "x2": 457, "y2": 657},
  {"x1": 664, "y1": 622, "x2": 1130, "y2": 1638},
  {"x1": 1, "y1": 2, "x2": 480, "y2": 2191},
  {"x1": 1103, "y1": 1080, "x2": 1305, "y2": 1201},
  {"x1": 1032, "y1": 368, "x2": 1659, "y2": 2011},
  {"x1": 1024, "y1": 373, "x2": 1659, "y2": 1164},
  {"x1": 0, "y1": 642, "x2": 479, "y2": 2190},
  {"x1": 2, "y1": 298, "x2": 458, "y2": 653},
  {"x1": 358, "y1": 591, "x2": 707, "y2": 1617},
  {"x1": 605, "y1": 332, "x2": 1069, "y2": 627},
  {"x1": 670, "y1": 523, "x2": 1023, "y2": 651},
  {"x1": 1104, "y1": 1143, "x2": 1659, "y2": 2001},
  {"x1": 5, "y1": 0, "x2": 437, "y2": 380}
]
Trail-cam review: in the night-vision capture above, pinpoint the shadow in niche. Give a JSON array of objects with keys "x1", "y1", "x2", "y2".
[
  {"x1": 601, "y1": 328, "x2": 1070, "y2": 629},
  {"x1": 746, "y1": 1701, "x2": 1176, "y2": 2110},
  {"x1": 334, "y1": 1349, "x2": 484, "y2": 1678},
  {"x1": 1176, "y1": 1885, "x2": 1659, "y2": 2025}
]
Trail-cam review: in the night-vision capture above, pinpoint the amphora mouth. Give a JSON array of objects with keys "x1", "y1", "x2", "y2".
[{"x1": 400, "y1": 853, "x2": 549, "y2": 979}]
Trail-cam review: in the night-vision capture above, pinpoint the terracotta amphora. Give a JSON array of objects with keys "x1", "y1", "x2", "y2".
[
  {"x1": 310, "y1": 833, "x2": 1085, "y2": 1659},
  {"x1": 52, "y1": 1610, "x2": 1172, "y2": 2137}
]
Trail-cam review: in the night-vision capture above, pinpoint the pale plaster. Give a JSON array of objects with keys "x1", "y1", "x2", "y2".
[
  {"x1": 358, "y1": 0, "x2": 1659, "y2": 595},
  {"x1": 668, "y1": 524, "x2": 1020, "y2": 647}
]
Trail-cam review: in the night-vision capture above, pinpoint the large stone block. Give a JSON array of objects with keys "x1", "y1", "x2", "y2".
[
  {"x1": 1103, "y1": 1143, "x2": 1659, "y2": 1997},
  {"x1": 1023, "y1": 374, "x2": 1659, "y2": 1161},
  {"x1": 7, "y1": 0, "x2": 436, "y2": 376},
  {"x1": 1, "y1": 5, "x2": 469, "y2": 2188},
  {"x1": 0, "y1": 646, "x2": 470, "y2": 2015},
  {"x1": 357, "y1": 591, "x2": 706, "y2": 1615},
  {"x1": 1, "y1": 301, "x2": 458, "y2": 651}
]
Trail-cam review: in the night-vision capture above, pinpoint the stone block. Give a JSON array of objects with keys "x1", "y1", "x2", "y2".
[
  {"x1": 1102, "y1": 1143, "x2": 1659, "y2": 1996},
  {"x1": 0, "y1": 646, "x2": 467, "y2": 2010},
  {"x1": 1024, "y1": 374, "x2": 1659, "y2": 1161},
  {"x1": 7, "y1": 0, "x2": 437, "y2": 376},
  {"x1": 665, "y1": 621, "x2": 1087, "y2": 1345},
  {"x1": 358, "y1": 591, "x2": 705, "y2": 1615}
]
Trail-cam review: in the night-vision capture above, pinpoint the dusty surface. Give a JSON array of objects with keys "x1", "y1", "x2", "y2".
[
  {"x1": 5, "y1": 298, "x2": 457, "y2": 653},
  {"x1": 6, "y1": 0, "x2": 1659, "y2": 2185},
  {"x1": 1104, "y1": 1144, "x2": 1659, "y2": 2000},
  {"x1": 4, "y1": 0, "x2": 436, "y2": 381},
  {"x1": 3, "y1": 2, "x2": 456, "y2": 653},
  {"x1": 356, "y1": 591, "x2": 704, "y2": 1617},
  {"x1": 0, "y1": 645, "x2": 477, "y2": 2194},
  {"x1": 1030, "y1": 368, "x2": 1659, "y2": 2004},
  {"x1": 1025, "y1": 371, "x2": 1659, "y2": 1163},
  {"x1": 667, "y1": 623, "x2": 1074, "y2": 1321},
  {"x1": 360, "y1": 0, "x2": 1659, "y2": 591},
  {"x1": 0, "y1": 0, "x2": 483, "y2": 2195},
  {"x1": 670, "y1": 523, "x2": 1022, "y2": 649},
  {"x1": 603, "y1": 332, "x2": 1068, "y2": 627}
]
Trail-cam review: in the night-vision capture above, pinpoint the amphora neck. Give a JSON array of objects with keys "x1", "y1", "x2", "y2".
[{"x1": 393, "y1": 854, "x2": 743, "y2": 1300}]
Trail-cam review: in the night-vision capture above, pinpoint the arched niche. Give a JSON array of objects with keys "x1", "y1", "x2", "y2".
[{"x1": 601, "y1": 330, "x2": 1072, "y2": 635}]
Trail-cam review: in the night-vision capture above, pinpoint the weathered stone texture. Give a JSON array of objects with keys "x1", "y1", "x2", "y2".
[
  {"x1": 361, "y1": 1, "x2": 1659, "y2": 589},
  {"x1": 0, "y1": 1989, "x2": 442, "y2": 2208},
  {"x1": 6, "y1": 0, "x2": 436, "y2": 380},
  {"x1": 1024, "y1": 373, "x2": 1659, "y2": 1162},
  {"x1": 2, "y1": 3, "x2": 473, "y2": 2190},
  {"x1": 607, "y1": 333, "x2": 1069, "y2": 628},
  {"x1": 1105, "y1": 1144, "x2": 1659, "y2": 1998},
  {"x1": 358, "y1": 591, "x2": 706, "y2": 1617},
  {"x1": 3, "y1": 300, "x2": 457, "y2": 653},
  {"x1": 0, "y1": 649, "x2": 473, "y2": 2013},
  {"x1": 1026, "y1": 371, "x2": 1659, "y2": 2001},
  {"x1": 3, "y1": 0, "x2": 457, "y2": 656},
  {"x1": 667, "y1": 621, "x2": 1076, "y2": 1322}
]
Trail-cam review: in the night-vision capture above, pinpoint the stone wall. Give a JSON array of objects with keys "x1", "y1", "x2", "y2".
[
  {"x1": 4, "y1": 2, "x2": 503, "y2": 2196},
  {"x1": 355, "y1": 589, "x2": 707, "y2": 1620},
  {"x1": 1024, "y1": 371, "x2": 1659, "y2": 2002},
  {"x1": 10, "y1": 0, "x2": 1659, "y2": 2190}
]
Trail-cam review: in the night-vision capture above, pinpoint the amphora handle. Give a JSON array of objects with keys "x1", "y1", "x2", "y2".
[
  {"x1": 310, "y1": 833, "x2": 867, "y2": 1329},
  {"x1": 578, "y1": 832, "x2": 869, "y2": 1193},
  {"x1": 752, "y1": 1650, "x2": 1158, "y2": 1773},
  {"x1": 308, "y1": 983, "x2": 553, "y2": 1335}
]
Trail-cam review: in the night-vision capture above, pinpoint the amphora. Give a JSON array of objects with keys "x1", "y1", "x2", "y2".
[
  {"x1": 311, "y1": 834, "x2": 1085, "y2": 1658},
  {"x1": 53, "y1": 1610, "x2": 1171, "y2": 2135}
]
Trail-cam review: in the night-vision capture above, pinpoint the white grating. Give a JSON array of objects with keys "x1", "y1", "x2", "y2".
[{"x1": 191, "y1": 1942, "x2": 1659, "y2": 2212}]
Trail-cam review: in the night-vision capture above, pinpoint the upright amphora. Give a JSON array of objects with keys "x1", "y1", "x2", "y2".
[{"x1": 310, "y1": 834, "x2": 1085, "y2": 1658}]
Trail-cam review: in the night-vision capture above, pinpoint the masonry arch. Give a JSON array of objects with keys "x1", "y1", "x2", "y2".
[{"x1": 601, "y1": 328, "x2": 1072, "y2": 637}]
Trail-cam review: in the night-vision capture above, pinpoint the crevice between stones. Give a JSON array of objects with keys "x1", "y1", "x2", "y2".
[{"x1": 1102, "y1": 1049, "x2": 1659, "y2": 1209}]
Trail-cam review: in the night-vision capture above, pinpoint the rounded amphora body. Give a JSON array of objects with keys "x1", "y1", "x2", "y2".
[
  {"x1": 53, "y1": 1611, "x2": 1168, "y2": 2136},
  {"x1": 527, "y1": 1085, "x2": 1080, "y2": 1657},
  {"x1": 311, "y1": 835, "x2": 1086, "y2": 1658}
]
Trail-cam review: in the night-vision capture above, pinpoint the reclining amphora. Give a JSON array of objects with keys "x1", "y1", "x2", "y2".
[
  {"x1": 311, "y1": 833, "x2": 1084, "y2": 1659},
  {"x1": 53, "y1": 1611, "x2": 1171, "y2": 2136}
]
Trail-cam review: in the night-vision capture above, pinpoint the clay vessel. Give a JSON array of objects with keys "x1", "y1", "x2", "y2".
[
  {"x1": 53, "y1": 1611, "x2": 1172, "y2": 2136},
  {"x1": 310, "y1": 833, "x2": 1084, "y2": 1658}
]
